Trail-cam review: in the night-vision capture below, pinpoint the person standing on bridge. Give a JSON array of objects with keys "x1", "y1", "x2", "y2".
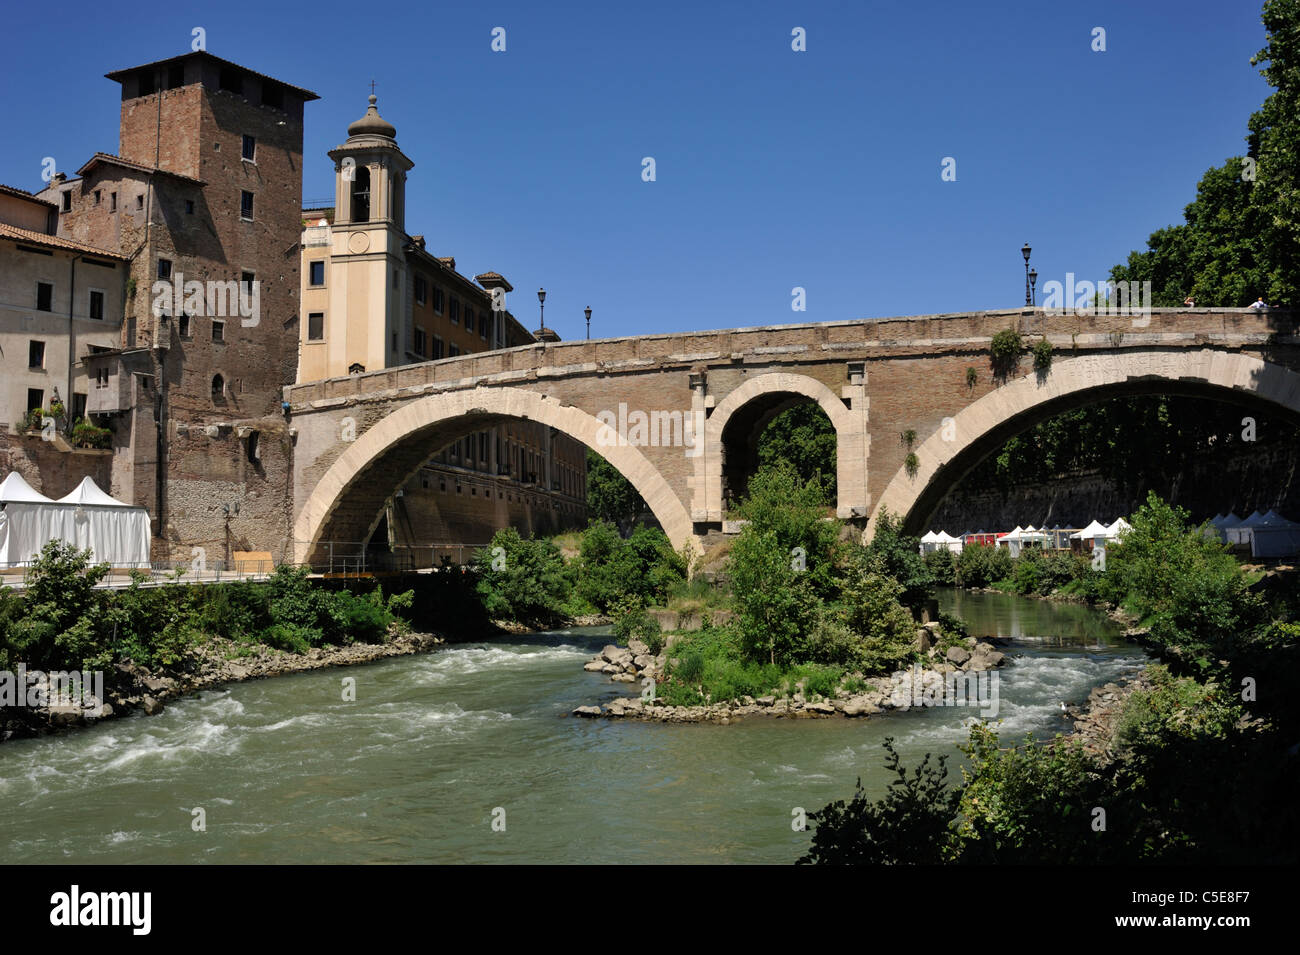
[
  {"x1": 1250, "y1": 295, "x2": 1268, "y2": 308},
  {"x1": 1184, "y1": 294, "x2": 1195, "y2": 307}
]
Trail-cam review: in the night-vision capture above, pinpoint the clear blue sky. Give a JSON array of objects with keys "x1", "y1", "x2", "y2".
[{"x1": 1, "y1": 0, "x2": 1270, "y2": 340}]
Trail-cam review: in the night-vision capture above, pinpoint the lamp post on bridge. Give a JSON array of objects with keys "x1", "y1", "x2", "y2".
[
  {"x1": 585, "y1": 305, "x2": 591, "y2": 340},
  {"x1": 1022, "y1": 243, "x2": 1036, "y2": 307},
  {"x1": 537, "y1": 287, "x2": 546, "y2": 335}
]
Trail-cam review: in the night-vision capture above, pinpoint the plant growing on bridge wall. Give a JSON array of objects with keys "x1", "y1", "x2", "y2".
[
  {"x1": 1032, "y1": 337, "x2": 1053, "y2": 374},
  {"x1": 965, "y1": 366, "x2": 978, "y2": 391},
  {"x1": 989, "y1": 328, "x2": 1023, "y2": 381},
  {"x1": 899, "y1": 429, "x2": 917, "y2": 449},
  {"x1": 904, "y1": 452, "x2": 920, "y2": 479}
]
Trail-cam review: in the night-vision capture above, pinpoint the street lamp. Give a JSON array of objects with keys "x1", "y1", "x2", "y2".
[
  {"x1": 1021, "y1": 243, "x2": 1033, "y2": 306},
  {"x1": 537, "y1": 287, "x2": 546, "y2": 333},
  {"x1": 584, "y1": 305, "x2": 592, "y2": 340},
  {"x1": 1028, "y1": 268, "x2": 1038, "y2": 307}
]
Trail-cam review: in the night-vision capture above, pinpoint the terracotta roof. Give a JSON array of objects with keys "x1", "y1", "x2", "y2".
[
  {"x1": 0, "y1": 222, "x2": 126, "y2": 259},
  {"x1": 105, "y1": 51, "x2": 319, "y2": 101},
  {"x1": 77, "y1": 152, "x2": 206, "y2": 185},
  {"x1": 0, "y1": 183, "x2": 57, "y2": 208},
  {"x1": 474, "y1": 271, "x2": 514, "y2": 292}
]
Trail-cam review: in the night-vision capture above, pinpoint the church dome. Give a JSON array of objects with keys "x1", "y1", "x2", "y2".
[{"x1": 347, "y1": 94, "x2": 396, "y2": 139}]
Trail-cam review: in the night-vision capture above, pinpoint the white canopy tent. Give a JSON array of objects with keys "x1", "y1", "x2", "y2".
[
  {"x1": 1104, "y1": 517, "x2": 1133, "y2": 541},
  {"x1": 1071, "y1": 520, "x2": 1110, "y2": 551},
  {"x1": 934, "y1": 530, "x2": 964, "y2": 553},
  {"x1": 0, "y1": 474, "x2": 150, "y2": 568},
  {"x1": 919, "y1": 530, "x2": 940, "y2": 554}
]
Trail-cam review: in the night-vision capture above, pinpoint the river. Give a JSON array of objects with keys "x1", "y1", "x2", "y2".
[{"x1": 0, "y1": 588, "x2": 1146, "y2": 864}]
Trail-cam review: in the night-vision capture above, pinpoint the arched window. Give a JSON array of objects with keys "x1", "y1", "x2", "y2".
[
  {"x1": 351, "y1": 165, "x2": 370, "y2": 223},
  {"x1": 211, "y1": 373, "x2": 224, "y2": 399}
]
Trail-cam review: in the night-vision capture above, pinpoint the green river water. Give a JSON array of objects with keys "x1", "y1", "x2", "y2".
[{"x1": 0, "y1": 588, "x2": 1145, "y2": 864}]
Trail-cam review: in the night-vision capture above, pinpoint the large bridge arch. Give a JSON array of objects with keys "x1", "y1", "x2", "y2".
[
  {"x1": 292, "y1": 387, "x2": 698, "y2": 564},
  {"x1": 704, "y1": 372, "x2": 867, "y2": 518},
  {"x1": 868, "y1": 349, "x2": 1300, "y2": 538}
]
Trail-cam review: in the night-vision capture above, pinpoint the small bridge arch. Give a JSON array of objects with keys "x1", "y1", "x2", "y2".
[{"x1": 703, "y1": 371, "x2": 867, "y2": 519}]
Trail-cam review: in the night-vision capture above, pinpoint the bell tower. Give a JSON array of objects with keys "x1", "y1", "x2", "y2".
[{"x1": 324, "y1": 93, "x2": 414, "y2": 373}]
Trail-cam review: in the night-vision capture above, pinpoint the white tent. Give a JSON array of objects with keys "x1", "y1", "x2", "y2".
[
  {"x1": 919, "y1": 530, "x2": 940, "y2": 554},
  {"x1": 0, "y1": 474, "x2": 150, "y2": 568},
  {"x1": 1104, "y1": 517, "x2": 1133, "y2": 541},
  {"x1": 934, "y1": 530, "x2": 964, "y2": 553},
  {"x1": 1071, "y1": 520, "x2": 1110, "y2": 551},
  {"x1": 0, "y1": 472, "x2": 53, "y2": 503}
]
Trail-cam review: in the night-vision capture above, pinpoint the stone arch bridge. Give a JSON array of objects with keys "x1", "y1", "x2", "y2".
[{"x1": 284, "y1": 307, "x2": 1300, "y2": 564}]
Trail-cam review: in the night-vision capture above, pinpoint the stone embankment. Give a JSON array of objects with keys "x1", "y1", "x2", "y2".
[
  {"x1": 573, "y1": 624, "x2": 1009, "y2": 723},
  {"x1": 1, "y1": 630, "x2": 445, "y2": 742}
]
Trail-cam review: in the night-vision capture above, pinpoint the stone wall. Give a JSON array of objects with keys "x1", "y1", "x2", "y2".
[{"x1": 0, "y1": 433, "x2": 112, "y2": 499}]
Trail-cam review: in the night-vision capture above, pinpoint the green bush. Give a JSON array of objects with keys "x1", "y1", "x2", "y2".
[
  {"x1": 990, "y1": 328, "x2": 1023, "y2": 380},
  {"x1": 922, "y1": 548, "x2": 957, "y2": 585},
  {"x1": 865, "y1": 508, "x2": 933, "y2": 613},
  {"x1": 71, "y1": 418, "x2": 112, "y2": 449},
  {"x1": 473, "y1": 527, "x2": 571, "y2": 624}
]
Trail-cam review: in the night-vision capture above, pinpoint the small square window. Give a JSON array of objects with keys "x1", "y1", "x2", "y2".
[
  {"x1": 241, "y1": 271, "x2": 255, "y2": 295},
  {"x1": 93, "y1": 190, "x2": 101, "y2": 205},
  {"x1": 240, "y1": 191, "x2": 254, "y2": 220},
  {"x1": 157, "y1": 259, "x2": 172, "y2": 280},
  {"x1": 185, "y1": 199, "x2": 195, "y2": 214},
  {"x1": 29, "y1": 340, "x2": 45, "y2": 369},
  {"x1": 414, "y1": 275, "x2": 426, "y2": 305},
  {"x1": 309, "y1": 261, "x2": 325, "y2": 286},
  {"x1": 179, "y1": 314, "x2": 191, "y2": 338},
  {"x1": 136, "y1": 195, "x2": 144, "y2": 210},
  {"x1": 414, "y1": 327, "x2": 426, "y2": 356},
  {"x1": 89, "y1": 290, "x2": 104, "y2": 320},
  {"x1": 212, "y1": 320, "x2": 225, "y2": 342},
  {"x1": 433, "y1": 288, "x2": 444, "y2": 314},
  {"x1": 61, "y1": 192, "x2": 71, "y2": 212},
  {"x1": 308, "y1": 312, "x2": 324, "y2": 341},
  {"x1": 241, "y1": 135, "x2": 256, "y2": 161},
  {"x1": 110, "y1": 192, "x2": 117, "y2": 211},
  {"x1": 27, "y1": 388, "x2": 43, "y2": 413},
  {"x1": 36, "y1": 282, "x2": 53, "y2": 312}
]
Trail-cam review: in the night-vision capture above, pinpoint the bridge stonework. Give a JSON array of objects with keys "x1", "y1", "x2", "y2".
[{"x1": 284, "y1": 308, "x2": 1300, "y2": 563}]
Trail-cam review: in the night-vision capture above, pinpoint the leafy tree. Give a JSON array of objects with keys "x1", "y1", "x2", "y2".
[
  {"x1": 5, "y1": 540, "x2": 109, "y2": 670},
  {"x1": 1106, "y1": 491, "x2": 1266, "y2": 678},
  {"x1": 756, "y1": 402, "x2": 837, "y2": 497},
  {"x1": 585, "y1": 449, "x2": 646, "y2": 530},
  {"x1": 733, "y1": 461, "x2": 844, "y2": 601},
  {"x1": 864, "y1": 508, "x2": 933, "y2": 612},
  {"x1": 473, "y1": 527, "x2": 571, "y2": 624}
]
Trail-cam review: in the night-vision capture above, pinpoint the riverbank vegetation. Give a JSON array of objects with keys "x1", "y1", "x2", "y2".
[
  {"x1": 801, "y1": 491, "x2": 1300, "y2": 864},
  {"x1": 0, "y1": 543, "x2": 416, "y2": 679}
]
